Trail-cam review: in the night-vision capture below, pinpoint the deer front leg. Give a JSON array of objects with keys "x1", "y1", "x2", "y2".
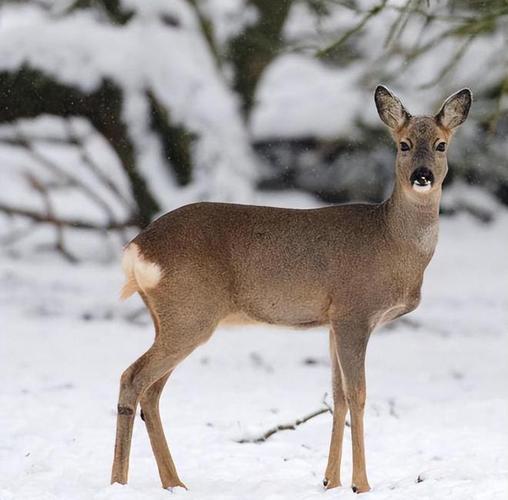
[
  {"x1": 332, "y1": 319, "x2": 371, "y2": 494},
  {"x1": 323, "y1": 329, "x2": 348, "y2": 489}
]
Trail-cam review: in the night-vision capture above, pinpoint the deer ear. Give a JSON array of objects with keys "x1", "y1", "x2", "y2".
[
  {"x1": 375, "y1": 85, "x2": 411, "y2": 130},
  {"x1": 435, "y1": 88, "x2": 472, "y2": 129}
]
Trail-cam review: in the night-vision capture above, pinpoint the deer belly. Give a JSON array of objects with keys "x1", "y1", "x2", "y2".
[{"x1": 233, "y1": 289, "x2": 330, "y2": 328}]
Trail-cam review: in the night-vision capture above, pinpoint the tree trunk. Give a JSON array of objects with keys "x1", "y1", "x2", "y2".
[{"x1": 228, "y1": 0, "x2": 293, "y2": 117}]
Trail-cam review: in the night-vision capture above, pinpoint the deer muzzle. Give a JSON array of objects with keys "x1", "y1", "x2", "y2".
[{"x1": 410, "y1": 167, "x2": 434, "y2": 192}]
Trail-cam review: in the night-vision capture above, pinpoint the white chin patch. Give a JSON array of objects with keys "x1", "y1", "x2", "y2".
[{"x1": 412, "y1": 182, "x2": 432, "y2": 193}]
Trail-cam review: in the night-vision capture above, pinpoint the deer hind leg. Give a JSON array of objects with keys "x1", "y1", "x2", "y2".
[
  {"x1": 111, "y1": 342, "x2": 186, "y2": 486},
  {"x1": 111, "y1": 288, "x2": 222, "y2": 488},
  {"x1": 332, "y1": 319, "x2": 371, "y2": 494},
  {"x1": 139, "y1": 372, "x2": 187, "y2": 489},
  {"x1": 323, "y1": 329, "x2": 348, "y2": 489},
  {"x1": 111, "y1": 298, "x2": 218, "y2": 487},
  {"x1": 135, "y1": 293, "x2": 187, "y2": 488}
]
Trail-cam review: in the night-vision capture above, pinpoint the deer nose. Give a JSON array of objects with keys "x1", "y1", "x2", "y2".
[{"x1": 410, "y1": 167, "x2": 434, "y2": 188}]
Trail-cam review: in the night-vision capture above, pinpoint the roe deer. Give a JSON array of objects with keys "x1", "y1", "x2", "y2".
[{"x1": 111, "y1": 86, "x2": 472, "y2": 493}]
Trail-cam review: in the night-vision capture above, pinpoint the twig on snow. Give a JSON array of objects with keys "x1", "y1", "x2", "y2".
[{"x1": 236, "y1": 394, "x2": 335, "y2": 444}]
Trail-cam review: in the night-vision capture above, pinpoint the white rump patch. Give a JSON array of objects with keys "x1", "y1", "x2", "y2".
[{"x1": 122, "y1": 243, "x2": 162, "y2": 295}]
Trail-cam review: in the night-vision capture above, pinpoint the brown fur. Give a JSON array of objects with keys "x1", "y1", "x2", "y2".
[{"x1": 111, "y1": 86, "x2": 472, "y2": 493}]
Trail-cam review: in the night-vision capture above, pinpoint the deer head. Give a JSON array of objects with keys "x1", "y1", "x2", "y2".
[{"x1": 375, "y1": 85, "x2": 472, "y2": 201}]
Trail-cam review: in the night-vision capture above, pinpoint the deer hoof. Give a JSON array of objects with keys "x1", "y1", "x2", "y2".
[
  {"x1": 163, "y1": 481, "x2": 188, "y2": 492},
  {"x1": 323, "y1": 477, "x2": 341, "y2": 489},
  {"x1": 352, "y1": 483, "x2": 371, "y2": 494}
]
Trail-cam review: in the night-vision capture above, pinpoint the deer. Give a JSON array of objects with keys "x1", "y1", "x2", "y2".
[{"x1": 111, "y1": 85, "x2": 472, "y2": 493}]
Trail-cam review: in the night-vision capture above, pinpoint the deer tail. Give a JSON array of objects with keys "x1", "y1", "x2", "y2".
[{"x1": 120, "y1": 243, "x2": 162, "y2": 301}]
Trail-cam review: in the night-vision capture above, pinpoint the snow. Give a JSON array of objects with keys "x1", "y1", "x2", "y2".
[
  {"x1": 197, "y1": 0, "x2": 259, "y2": 47},
  {"x1": 1, "y1": 208, "x2": 507, "y2": 500},
  {"x1": 0, "y1": 2, "x2": 258, "y2": 210},
  {"x1": 251, "y1": 55, "x2": 363, "y2": 140},
  {"x1": 441, "y1": 181, "x2": 504, "y2": 215}
]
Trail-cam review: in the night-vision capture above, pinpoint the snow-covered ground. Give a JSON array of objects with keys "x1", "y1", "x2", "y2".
[{"x1": 1, "y1": 210, "x2": 507, "y2": 500}]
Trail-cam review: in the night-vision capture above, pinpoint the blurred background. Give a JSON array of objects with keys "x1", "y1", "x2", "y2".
[
  {"x1": 1, "y1": 2, "x2": 507, "y2": 500},
  {"x1": 0, "y1": 0, "x2": 507, "y2": 259}
]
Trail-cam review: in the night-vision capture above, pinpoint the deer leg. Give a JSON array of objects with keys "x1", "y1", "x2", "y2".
[
  {"x1": 332, "y1": 320, "x2": 371, "y2": 494},
  {"x1": 111, "y1": 343, "x2": 188, "y2": 486},
  {"x1": 139, "y1": 372, "x2": 187, "y2": 489},
  {"x1": 323, "y1": 329, "x2": 348, "y2": 489},
  {"x1": 136, "y1": 291, "x2": 187, "y2": 489},
  {"x1": 111, "y1": 282, "x2": 222, "y2": 488}
]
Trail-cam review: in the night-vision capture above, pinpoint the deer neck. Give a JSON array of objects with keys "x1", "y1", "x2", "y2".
[{"x1": 383, "y1": 177, "x2": 441, "y2": 256}]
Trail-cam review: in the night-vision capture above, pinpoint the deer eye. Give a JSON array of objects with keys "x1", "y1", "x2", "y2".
[
  {"x1": 436, "y1": 142, "x2": 446, "y2": 152},
  {"x1": 400, "y1": 141, "x2": 410, "y2": 152}
]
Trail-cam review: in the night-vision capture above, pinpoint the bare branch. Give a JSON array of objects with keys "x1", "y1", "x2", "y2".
[
  {"x1": 0, "y1": 203, "x2": 137, "y2": 231},
  {"x1": 316, "y1": 0, "x2": 388, "y2": 59},
  {"x1": 383, "y1": 0, "x2": 416, "y2": 50},
  {"x1": 65, "y1": 121, "x2": 134, "y2": 211},
  {"x1": 1, "y1": 133, "x2": 119, "y2": 224},
  {"x1": 418, "y1": 36, "x2": 474, "y2": 89}
]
